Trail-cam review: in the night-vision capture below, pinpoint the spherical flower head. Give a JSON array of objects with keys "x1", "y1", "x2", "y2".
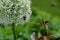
[{"x1": 0, "y1": 0, "x2": 32, "y2": 25}]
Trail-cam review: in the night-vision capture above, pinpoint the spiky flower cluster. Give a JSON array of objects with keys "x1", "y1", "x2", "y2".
[{"x1": 0, "y1": 0, "x2": 32, "y2": 25}]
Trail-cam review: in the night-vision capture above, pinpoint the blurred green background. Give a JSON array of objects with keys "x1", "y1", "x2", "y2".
[{"x1": 32, "y1": 0, "x2": 60, "y2": 17}]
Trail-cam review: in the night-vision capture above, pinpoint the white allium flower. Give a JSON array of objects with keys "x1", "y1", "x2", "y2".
[{"x1": 0, "y1": 0, "x2": 32, "y2": 25}]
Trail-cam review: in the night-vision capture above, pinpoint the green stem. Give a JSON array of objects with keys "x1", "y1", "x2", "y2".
[
  {"x1": 12, "y1": 23, "x2": 17, "y2": 40},
  {"x1": 44, "y1": 24, "x2": 49, "y2": 40}
]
